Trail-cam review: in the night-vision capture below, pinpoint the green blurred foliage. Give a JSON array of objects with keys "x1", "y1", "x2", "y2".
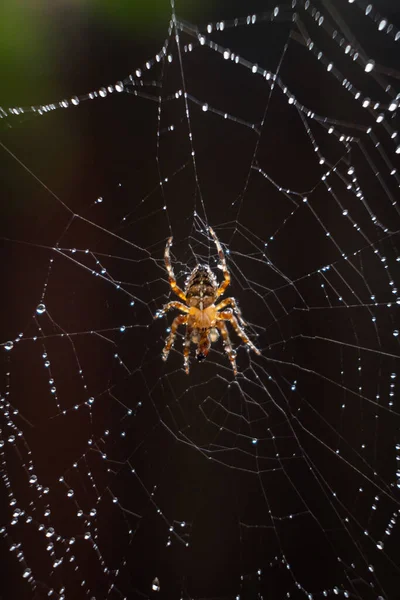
[
  {"x1": 0, "y1": 3, "x2": 52, "y2": 104},
  {"x1": 0, "y1": 0, "x2": 209, "y2": 216},
  {"x1": 92, "y1": 0, "x2": 209, "y2": 38},
  {"x1": 0, "y1": 0, "x2": 208, "y2": 103},
  {"x1": 93, "y1": 0, "x2": 173, "y2": 38}
]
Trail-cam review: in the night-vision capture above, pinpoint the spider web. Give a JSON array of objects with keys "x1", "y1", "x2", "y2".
[{"x1": 1, "y1": 0, "x2": 400, "y2": 598}]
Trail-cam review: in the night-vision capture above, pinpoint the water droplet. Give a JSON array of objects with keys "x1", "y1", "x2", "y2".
[
  {"x1": 378, "y1": 19, "x2": 387, "y2": 31},
  {"x1": 365, "y1": 60, "x2": 375, "y2": 72},
  {"x1": 4, "y1": 341, "x2": 13, "y2": 351},
  {"x1": 36, "y1": 303, "x2": 46, "y2": 315}
]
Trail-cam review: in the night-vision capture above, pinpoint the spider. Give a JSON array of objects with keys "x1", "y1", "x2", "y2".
[{"x1": 155, "y1": 227, "x2": 260, "y2": 375}]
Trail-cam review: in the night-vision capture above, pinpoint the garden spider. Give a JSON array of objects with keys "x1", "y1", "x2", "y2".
[{"x1": 155, "y1": 227, "x2": 260, "y2": 375}]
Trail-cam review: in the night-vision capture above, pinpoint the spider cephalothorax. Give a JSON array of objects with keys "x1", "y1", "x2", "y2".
[
  {"x1": 185, "y1": 265, "x2": 218, "y2": 309},
  {"x1": 155, "y1": 227, "x2": 260, "y2": 375}
]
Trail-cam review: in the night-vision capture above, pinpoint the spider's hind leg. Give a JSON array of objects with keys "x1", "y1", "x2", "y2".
[
  {"x1": 219, "y1": 309, "x2": 261, "y2": 356},
  {"x1": 215, "y1": 297, "x2": 246, "y2": 327},
  {"x1": 216, "y1": 320, "x2": 237, "y2": 375},
  {"x1": 183, "y1": 325, "x2": 193, "y2": 374},
  {"x1": 162, "y1": 314, "x2": 188, "y2": 362}
]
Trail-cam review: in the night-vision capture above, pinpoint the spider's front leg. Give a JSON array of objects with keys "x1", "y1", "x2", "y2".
[
  {"x1": 164, "y1": 237, "x2": 187, "y2": 302},
  {"x1": 219, "y1": 309, "x2": 261, "y2": 356},
  {"x1": 209, "y1": 227, "x2": 230, "y2": 299},
  {"x1": 154, "y1": 301, "x2": 189, "y2": 320},
  {"x1": 162, "y1": 314, "x2": 188, "y2": 362}
]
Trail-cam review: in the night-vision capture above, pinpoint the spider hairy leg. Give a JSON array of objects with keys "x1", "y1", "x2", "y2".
[
  {"x1": 164, "y1": 236, "x2": 187, "y2": 302},
  {"x1": 209, "y1": 227, "x2": 230, "y2": 299},
  {"x1": 183, "y1": 326, "x2": 193, "y2": 374},
  {"x1": 216, "y1": 320, "x2": 237, "y2": 375},
  {"x1": 162, "y1": 314, "x2": 188, "y2": 362},
  {"x1": 154, "y1": 301, "x2": 189, "y2": 319},
  {"x1": 215, "y1": 297, "x2": 246, "y2": 326},
  {"x1": 219, "y1": 309, "x2": 261, "y2": 356}
]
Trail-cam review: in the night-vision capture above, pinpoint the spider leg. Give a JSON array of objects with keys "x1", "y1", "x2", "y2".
[
  {"x1": 164, "y1": 237, "x2": 187, "y2": 302},
  {"x1": 162, "y1": 314, "x2": 188, "y2": 362},
  {"x1": 215, "y1": 297, "x2": 246, "y2": 326},
  {"x1": 183, "y1": 325, "x2": 193, "y2": 374},
  {"x1": 209, "y1": 227, "x2": 230, "y2": 299},
  {"x1": 216, "y1": 320, "x2": 237, "y2": 375},
  {"x1": 219, "y1": 309, "x2": 261, "y2": 355},
  {"x1": 154, "y1": 301, "x2": 189, "y2": 319}
]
